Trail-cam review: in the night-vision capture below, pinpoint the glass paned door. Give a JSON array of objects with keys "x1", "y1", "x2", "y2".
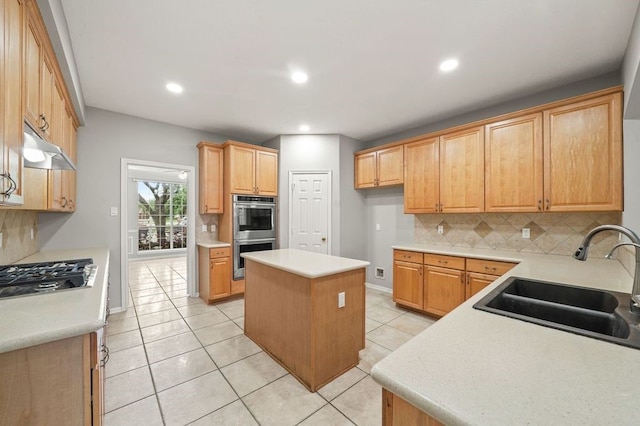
[{"x1": 138, "y1": 181, "x2": 187, "y2": 252}]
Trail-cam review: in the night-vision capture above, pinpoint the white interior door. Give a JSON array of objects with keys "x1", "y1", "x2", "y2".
[{"x1": 289, "y1": 172, "x2": 331, "y2": 254}]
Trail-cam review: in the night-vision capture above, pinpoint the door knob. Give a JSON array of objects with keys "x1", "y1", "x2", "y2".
[{"x1": 322, "y1": 237, "x2": 327, "y2": 242}]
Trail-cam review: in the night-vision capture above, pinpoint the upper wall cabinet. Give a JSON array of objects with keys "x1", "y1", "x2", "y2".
[
  {"x1": 354, "y1": 145, "x2": 403, "y2": 188},
  {"x1": 439, "y1": 126, "x2": 484, "y2": 213},
  {"x1": 404, "y1": 137, "x2": 439, "y2": 213},
  {"x1": 197, "y1": 142, "x2": 223, "y2": 214},
  {"x1": 484, "y1": 113, "x2": 543, "y2": 212},
  {"x1": 0, "y1": 0, "x2": 25, "y2": 205},
  {"x1": 223, "y1": 141, "x2": 278, "y2": 196},
  {"x1": 543, "y1": 92, "x2": 622, "y2": 212}
]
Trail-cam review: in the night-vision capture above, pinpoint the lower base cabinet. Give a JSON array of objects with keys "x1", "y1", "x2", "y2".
[
  {"x1": 383, "y1": 389, "x2": 444, "y2": 426},
  {"x1": 0, "y1": 331, "x2": 106, "y2": 425},
  {"x1": 198, "y1": 246, "x2": 236, "y2": 303},
  {"x1": 393, "y1": 250, "x2": 516, "y2": 317}
]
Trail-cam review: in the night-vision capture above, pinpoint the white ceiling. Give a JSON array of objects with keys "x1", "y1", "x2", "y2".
[{"x1": 59, "y1": 0, "x2": 639, "y2": 143}]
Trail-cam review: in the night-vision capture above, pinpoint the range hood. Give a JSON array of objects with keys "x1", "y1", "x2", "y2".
[{"x1": 23, "y1": 122, "x2": 76, "y2": 171}]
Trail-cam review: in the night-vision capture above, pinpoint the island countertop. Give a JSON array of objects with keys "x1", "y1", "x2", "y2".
[
  {"x1": 371, "y1": 243, "x2": 638, "y2": 425},
  {"x1": 0, "y1": 248, "x2": 110, "y2": 354},
  {"x1": 241, "y1": 248, "x2": 370, "y2": 279}
]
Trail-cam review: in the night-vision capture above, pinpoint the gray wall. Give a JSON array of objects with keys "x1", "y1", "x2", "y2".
[
  {"x1": 38, "y1": 107, "x2": 235, "y2": 310},
  {"x1": 623, "y1": 2, "x2": 640, "y2": 118},
  {"x1": 367, "y1": 72, "x2": 621, "y2": 147},
  {"x1": 338, "y1": 135, "x2": 367, "y2": 260}
]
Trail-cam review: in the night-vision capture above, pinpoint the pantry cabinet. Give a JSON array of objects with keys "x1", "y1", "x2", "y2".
[
  {"x1": 543, "y1": 92, "x2": 622, "y2": 211},
  {"x1": 224, "y1": 141, "x2": 278, "y2": 196},
  {"x1": 484, "y1": 113, "x2": 543, "y2": 212},
  {"x1": 393, "y1": 250, "x2": 516, "y2": 317},
  {"x1": 197, "y1": 142, "x2": 223, "y2": 214},
  {"x1": 354, "y1": 145, "x2": 403, "y2": 188},
  {"x1": 198, "y1": 246, "x2": 233, "y2": 302},
  {"x1": 0, "y1": 0, "x2": 25, "y2": 205}
]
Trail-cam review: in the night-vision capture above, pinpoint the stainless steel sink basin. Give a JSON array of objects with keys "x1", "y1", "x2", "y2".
[{"x1": 473, "y1": 277, "x2": 640, "y2": 349}]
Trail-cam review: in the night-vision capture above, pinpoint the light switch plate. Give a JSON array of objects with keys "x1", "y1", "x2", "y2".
[
  {"x1": 437, "y1": 225, "x2": 444, "y2": 234},
  {"x1": 201, "y1": 224, "x2": 207, "y2": 232},
  {"x1": 375, "y1": 224, "x2": 381, "y2": 231},
  {"x1": 338, "y1": 292, "x2": 345, "y2": 308},
  {"x1": 110, "y1": 207, "x2": 118, "y2": 216}
]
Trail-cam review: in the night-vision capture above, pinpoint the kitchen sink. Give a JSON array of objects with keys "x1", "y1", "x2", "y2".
[{"x1": 473, "y1": 277, "x2": 640, "y2": 349}]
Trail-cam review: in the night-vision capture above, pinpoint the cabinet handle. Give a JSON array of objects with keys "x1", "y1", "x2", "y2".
[
  {"x1": 205, "y1": 204, "x2": 208, "y2": 211},
  {"x1": 0, "y1": 173, "x2": 17, "y2": 198},
  {"x1": 439, "y1": 203, "x2": 443, "y2": 212},
  {"x1": 101, "y1": 345, "x2": 110, "y2": 367},
  {"x1": 61, "y1": 196, "x2": 68, "y2": 207},
  {"x1": 438, "y1": 260, "x2": 448, "y2": 264},
  {"x1": 460, "y1": 274, "x2": 465, "y2": 284},
  {"x1": 419, "y1": 266, "x2": 422, "y2": 276},
  {"x1": 435, "y1": 203, "x2": 438, "y2": 212},
  {"x1": 537, "y1": 200, "x2": 542, "y2": 211},
  {"x1": 256, "y1": 187, "x2": 259, "y2": 194},
  {"x1": 545, "y1": 198, "x2": 550, "y2": 210},
  {"x1": 484, "y1": 266, "x2": 497, "y2": 272}
]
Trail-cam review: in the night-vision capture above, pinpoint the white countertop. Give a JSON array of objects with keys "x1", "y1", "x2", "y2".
[
  {"x1": 0, "y1": 248, "x2": 110, "y2": 354},
  {"x1": 372, "y1": 243, "x2": 638, "y2": 425},
  {"x1": 241, "y1": 248, "x2": 370, "y2": 279},
  {"x1": 197, "y1": 241, "x2": 231, "y2": 248}
]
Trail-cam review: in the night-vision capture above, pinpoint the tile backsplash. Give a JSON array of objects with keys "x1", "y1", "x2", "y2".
[
  {"x1": 196, "y1": 214, "x2": 220, "y2": 244},
  {"x1": 415, "y1": 212, "x2": 622, "y2": 258},
  {"x1": 0, "y1": 210, "x2": 38, "y2": 264}
]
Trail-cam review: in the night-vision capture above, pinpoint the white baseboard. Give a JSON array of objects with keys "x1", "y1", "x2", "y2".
[
  {"x1": 109, "y1": 306, "x2": 125, "y2": 314},
  {"x1": 365, "y1": 282, "x2": 392, "y2": 293}
]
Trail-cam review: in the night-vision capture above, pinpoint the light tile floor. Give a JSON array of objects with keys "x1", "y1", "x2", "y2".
[{"x1": 105, "y1": 257, "x2": 436, "y2": 426}]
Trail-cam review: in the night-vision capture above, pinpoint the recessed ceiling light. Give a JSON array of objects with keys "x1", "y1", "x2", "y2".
[
  {"x1": 299, "y1": 124, "x2": 310, "y2": 132},
  {"x1": 291, "y1": 71, "x2": 308, "y2": 84},
  {"x1": 166, "y1": 82, "x2": 183, "y2": 93},
  {"x1": 439, "y1": 59, "x2": 459, "y2": 72}
]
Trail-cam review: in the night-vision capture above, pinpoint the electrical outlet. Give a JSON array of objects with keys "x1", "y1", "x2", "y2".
[
  {"x1": 437, "y1": 225, "x2": 444, "y2": 234},
  {"x1": 30, "y1": 228, "x2": 34, "y2": 240},
  {"x1": 0, "y1": 232, "x2": 3, "y2": 248},
  {"x1": 338, "y1": 292, "x2": 345, "y2": 308},
  {"x1": 522, "y1": 228, "x2": 531, "y2": 239},
  {"x1": 375, "y1": 224, "x2": 381, "y2": 231},
  {"x1": 201, "y1": 224, "x2": 207, "y2": 232},
  {"x1": 211, "y1": 224, "x2": 216, "y2": 232}
]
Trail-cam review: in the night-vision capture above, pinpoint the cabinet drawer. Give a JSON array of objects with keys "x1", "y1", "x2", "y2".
[
  {"x1": 424, "y1": 254, "x2": 465, "y2": 270},
  {"x1": 209, "y1": 247, "x2": 231, "y2": 258},
  {"x1": 393, "y1": 250, "x2": 423, "y2": 264},
  {"x1": 466, "y1": 258, "x2": 515, "y2": 275}
]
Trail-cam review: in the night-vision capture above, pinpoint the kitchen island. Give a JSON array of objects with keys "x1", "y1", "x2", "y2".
[
  {"x1": 372, "y1": 244, "x2": 639, "y2": 425},
  {"x1": 242, "y1": 248, "x2": 369, "y2": 391}
]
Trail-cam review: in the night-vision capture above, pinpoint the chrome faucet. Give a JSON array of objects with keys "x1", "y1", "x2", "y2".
[{"x1": 573, "y1": 224, "x2": 640, "y2": 315}]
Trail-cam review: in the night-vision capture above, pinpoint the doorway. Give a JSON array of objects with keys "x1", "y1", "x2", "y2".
[
  {"x1": 289, "y1": 171, "x2": 331, "y2": 254},
  {"x1": 120, "y1": 158, "x2": 196, "y2": 311}
]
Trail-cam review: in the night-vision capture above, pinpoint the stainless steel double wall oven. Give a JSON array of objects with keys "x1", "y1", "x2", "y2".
[{"x1": 232, "y1": 195, "x2": 276, "y2": 279}]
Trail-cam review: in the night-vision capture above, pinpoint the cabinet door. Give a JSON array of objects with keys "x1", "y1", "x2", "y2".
[
  {"x1": 466, "y1": 272, "x2": 498, "y2": 299},
  {"x1": 377, "y1": 145, "x2": 404, "y2": 187},
  {"x1": 393, "y1": 260, "x2": 423, "y2": 310},
  {"x1": 485, "y1": 113, "x2": 543, "y2": 212},
  {"x1": 48, "y1": 81, "x2": 66, "y2": 211},
  {"x1": 66, "y1": 110, "x2": 77, "y2": 211},
  {"x1": 404, "y1": 137, "x2": 439, "y2": 213},
  {"x1": 210, "y1": 256, "x2": 231, "y2": 299},
  {"x1": 424, "y1": 266, "x2": 465, "y2": 317},
  {"x1": 354, "y1": 151, "x2": 376, "y2": 188},
  {"x1": 24, "y1": 8, "x2": 42, "y2": 129},
  {"x1": 543, "y1": 93, "x2": 622, "y2": 211},
  {"x1": 229, "y1": 145, "x2": 256, "y2": 194},
  {"x1": 40, "y1": 53, "x2": 54, "y2": 140},
  {"x1": 1, "y1": 0, "x2": 24, "y2": 204},
  {"x1": 439, "y1": 127, "x2": 484, "y2": 213},
  {"x1": 199, "y1": 144, "x2": 223, "y2": 213},
  {"x1": 256, "y1": 150, "x2": 278, "y2": 195}
]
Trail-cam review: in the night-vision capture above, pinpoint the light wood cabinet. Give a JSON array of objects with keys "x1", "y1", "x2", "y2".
[
  {"x1": 485, "y1": 113, "x2": 543, "y2": 212},
  {"x1": 0, "y1": 0, "x2": 25, "y2": 205},
  {"x1": 224, "y1": 141, "x2": 278, "y2": 196},
  {"x1": 393, "y1": 250, "x2": 516, "y2": 316},
  {"x1": 404, "y1": 137, "x2": 439, "y2": 213},
  {"x1": 198, "y1": 246, "x2": 233, "y2": 303},
  {"x1": 197, "y1": 142, "x2": 223, "y2": 214},
  {"x1": 439, "y1": 126, "x2": 484, "y2": 213},
  {"x1": 354, "y1": 145, "x2": 403, "y2": 188},
  {"x1": 383, "y1": 388, "x2": 444, "y2": 426},
  {"x1": 543, "y1": 92, "x2": 622, "y2": 211},
  {"x1": 0, "y1": 332, "x2": 105, "y2": 425},
  {"x1": 392, "y1": 251, "x2": 423, "y2": 310}
]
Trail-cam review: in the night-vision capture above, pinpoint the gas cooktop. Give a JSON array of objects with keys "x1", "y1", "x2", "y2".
[{"x1": 0, "y1": 258, "x2": 96, "y2": 299}]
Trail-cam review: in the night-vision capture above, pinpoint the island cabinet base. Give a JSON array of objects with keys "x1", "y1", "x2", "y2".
[
  {"x1": 244, "y1": 259, "x2": 365, "y2": 392},
  {"x1": 383, "y1": 389, "x2": 444, "y2": 426}
]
